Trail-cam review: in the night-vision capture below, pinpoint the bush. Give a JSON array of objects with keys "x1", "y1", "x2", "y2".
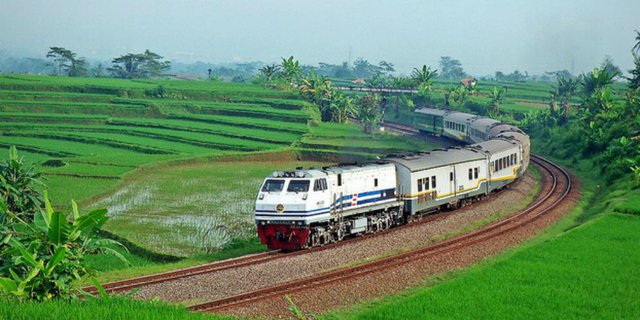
[{"x1": 0, "y1": 146, "x2": 44, "y2": 222}]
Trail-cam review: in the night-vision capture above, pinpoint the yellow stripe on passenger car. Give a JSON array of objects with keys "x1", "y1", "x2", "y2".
[{"x1": 402, "y1": 164, "x2": 522, "y2": 199}]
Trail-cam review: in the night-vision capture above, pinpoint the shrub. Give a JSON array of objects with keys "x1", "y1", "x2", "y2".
[{"x1": 0, "y1": 146, "x2": 44, "y2": 222}]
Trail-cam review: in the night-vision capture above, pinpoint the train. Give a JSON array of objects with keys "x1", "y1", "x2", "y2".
[{"x1": 255, "y1": 107, "x2": 530, "y2": 250}]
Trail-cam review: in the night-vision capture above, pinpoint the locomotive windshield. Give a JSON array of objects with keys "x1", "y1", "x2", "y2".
[
  {"x1": 261, "y1": 179, "x2": 285, "y2": 192},
  {"x1": 287, "y1": 179, "x2": 310, "y2": 192}
]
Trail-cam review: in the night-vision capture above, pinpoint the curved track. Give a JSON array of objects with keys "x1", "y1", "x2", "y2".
[
  {"x1": 84, "y1": 185, "x2": 504, "y2": 295},
  {"x1": 188, "y1": 155, "x2": 572, "y2": 314}
]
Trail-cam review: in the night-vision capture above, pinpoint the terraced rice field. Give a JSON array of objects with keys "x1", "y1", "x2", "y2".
[
  {"x1": 0, "y1": 75, "x2": 312, "y2": 206},
  {"x1": 0, "y1": 74, "x2": 442, "y2": 256}
]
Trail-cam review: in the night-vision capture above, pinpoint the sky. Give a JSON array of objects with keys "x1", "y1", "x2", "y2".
[{"x1": 0, "y1": 0, "x2": 639, "y2": 75}]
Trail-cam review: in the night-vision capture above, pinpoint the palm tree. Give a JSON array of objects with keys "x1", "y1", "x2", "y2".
[
  {"x1": 259, "y1": 64, "x2": 281, "y2": 83},
  {"x1": 330, "y1": 92, "x2": 357, "y2": 123},
  {"x1": 554, "y1": 76, "x2": 578, "y2": 117},
  {"x1": 487, "y1": 87, "x2": 506, "y2": 116},
  {"x1": 357, "y1": 94, "x2": 381, "y2": 133},
  {"x1": 581, "y1": 68, "x2": 617, "y2": 97},
  {"x1": 411, "y1": 65, "x2": 438, "y2": 88},
  {"x1": 280, "y1": 56, "x2": 302, "y2": 84},
  {"x1": 298, "y1": 70, "x2": 332, "y2": 103},
  {"x1": 633, "y1": 30, "x2": 640, "y2": 55}
]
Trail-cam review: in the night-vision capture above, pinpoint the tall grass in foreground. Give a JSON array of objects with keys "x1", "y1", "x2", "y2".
[{"x1": 0, "y1": 297, "x2": 228, "y2": 320}]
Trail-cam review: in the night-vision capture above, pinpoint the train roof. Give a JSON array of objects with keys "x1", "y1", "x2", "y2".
[
  {"x1": 415, "y1": 108, "x2": 450, "y2": 116},
  {"x1": 387, "y1": 148, "x2": 485, "y2": 172},
  {"x1": 469, "y1": 117, "x2": 501, "y2": 128},
  {"x1": 468, "y1": 139, "x2": 519, "y2": 155},
  {"x1": 445, "y1": 112, "x2": 476, "y2": 123}
]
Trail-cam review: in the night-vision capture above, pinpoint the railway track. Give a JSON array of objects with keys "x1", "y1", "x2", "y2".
[
  {"x1": 188, "y1": 155, "x2": 572, "y2": 313},
  {"x1": 83, "y1": 191, "x2": 492, "y2": 295}
]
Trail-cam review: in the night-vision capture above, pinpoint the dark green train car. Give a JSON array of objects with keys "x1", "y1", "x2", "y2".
[{"x1": 413, "y1": 108, "x2": 450, "y2": 136}]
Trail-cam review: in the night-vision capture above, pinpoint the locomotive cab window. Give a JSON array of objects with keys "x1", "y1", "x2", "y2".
[
  {"x1": 314, "y1": 178, "x2": 327, "y2": 191},
  {"x1": 287, "y1": 180, "x2": 310, "y2": 192},
  {"x1": 262, "y1": 179, "x2": 285, "y2": 192}
]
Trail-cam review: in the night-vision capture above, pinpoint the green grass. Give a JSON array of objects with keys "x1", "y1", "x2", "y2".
[
  {"x1": 0, "y1": 297, "x2": 229, "y2": 320},
  {"x1": 325, "y1": 213, "x2": 640, "y2": 320}
]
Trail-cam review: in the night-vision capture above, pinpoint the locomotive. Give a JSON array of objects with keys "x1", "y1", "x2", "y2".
[{"x1": 255, "y1": 108, "x2": 530, "y2": 250}]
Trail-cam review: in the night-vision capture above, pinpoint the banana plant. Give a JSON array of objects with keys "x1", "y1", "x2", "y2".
[{"x1": 0, "y1": 194, "x2": 129, "y2": 301}]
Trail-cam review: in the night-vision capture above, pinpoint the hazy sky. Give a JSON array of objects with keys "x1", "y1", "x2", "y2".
[{"x1": 1, "y1": 0, "x2": 638, "y2": 75}]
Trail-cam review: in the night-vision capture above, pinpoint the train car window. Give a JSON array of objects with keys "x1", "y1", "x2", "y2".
[
  {"x1": 468, "y1": 168, "x2": 473, "y2": 180},
  {"x1": 417, "y1": 178, "x2": 423, "y2": 192},
  {"x1": 262, "y1": 179, "x2": 285, "y2": 192},
  {"x1": 322, "y1": 179, "x2": 327, "y2": 190},
  {"x1": 474, "y1": 167, "x2": 478, "y2": 179},
  {"x1": 287, "y1": 180, "x2": 310, "y2": 192},
  {"x1": 337, "y1": 174, "x2": 342, "y2": 186},
  {"x1": 450, "y1": 172, "x2": 454, "y2": 181},
  {"x1": 374, "y1": 178, "x2": 378, "y2": 187},
  {"x1": 432, "y1": 175, "x2": 437, "y2": 188},
  {"x1": 425, "y1": 177, "x2": 430, "y2": 190}
]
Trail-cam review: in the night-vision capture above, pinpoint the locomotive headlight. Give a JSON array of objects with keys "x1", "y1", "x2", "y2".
[
  {"x1": 259, "y1": 194, "x2": 265, "y2": 200},
  {"x1": 302, "y1": 194, "x2": 308, "y2": 200}
]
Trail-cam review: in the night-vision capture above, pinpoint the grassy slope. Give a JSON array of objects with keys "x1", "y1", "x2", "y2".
[
  {"x1": 325, "y1": 214, "x2": 640, "y2": 320},
  {"x1": 324, "y1": 133, "x2": 640, "y2": 319}
]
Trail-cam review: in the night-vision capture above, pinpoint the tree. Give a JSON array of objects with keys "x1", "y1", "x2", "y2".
[
  {"x1": 259, "y1": 64, "x2": 281, "y2": 83},
  {"x1": 600, "y1": 56, "x2": 622, "y2": 79},
  {"x1": 108, "y1": 50, "x2": 170, "y2": 79},
  {"x1": 580, "y1": 68, "x2": 618, "y2": 97},
  {"x1": 487, "y1": 87, "x2": 506, "y2": 116},
  {"x1": 552, "y1": 76, "x2": 578, "y2": 117},
  {"x1": 628, "y1": 53, "x2": 640, "y2": 90},
  {"x1": 411, "y1": 65, "x2": 438, "y2": 87},
  {"x1": 628, "y1": 31, "x2": 640, "y2": 90},
  {"x1": 353, "y1": 58, "x2": 382, "y2": 78},
  {"x1": 378, "y1": 61, "x2": 395, "y2": 75},
  {"x1": 357, "y1": 94, "x2": 381, "y2": 133},
  {"x1": 280, "y1": 56, "x2": 302, "y2": 84},
  {"x1": 633, "y1": 30, "x2": 640, "y2": 55},
  {"x1": 46, "y1": 47, "x2": 87, "y2": 77},
  {"x1": 329, "y1": 92, "x2": 357, "y2": 123},
  {"x1": 439, "y1": 56, "x2": 466, "y2": 80}
]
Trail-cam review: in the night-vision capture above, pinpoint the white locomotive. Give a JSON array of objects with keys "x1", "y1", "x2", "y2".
[{"x1": 256, "y1": 108, "x2": 530, "y2": 250}]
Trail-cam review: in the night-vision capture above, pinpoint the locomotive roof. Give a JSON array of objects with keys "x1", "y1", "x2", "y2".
[
  {"x1": 324, "y1": 162, "x2": 395, "y2": 174},
  {"x1": 386, "y1": 148, "x2": 485, "y2": 172}
]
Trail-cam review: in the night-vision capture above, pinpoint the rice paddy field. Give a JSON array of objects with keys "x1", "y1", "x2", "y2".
[{"x1": 0, "y1": 74, "x2": 444, "y2": 259}]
